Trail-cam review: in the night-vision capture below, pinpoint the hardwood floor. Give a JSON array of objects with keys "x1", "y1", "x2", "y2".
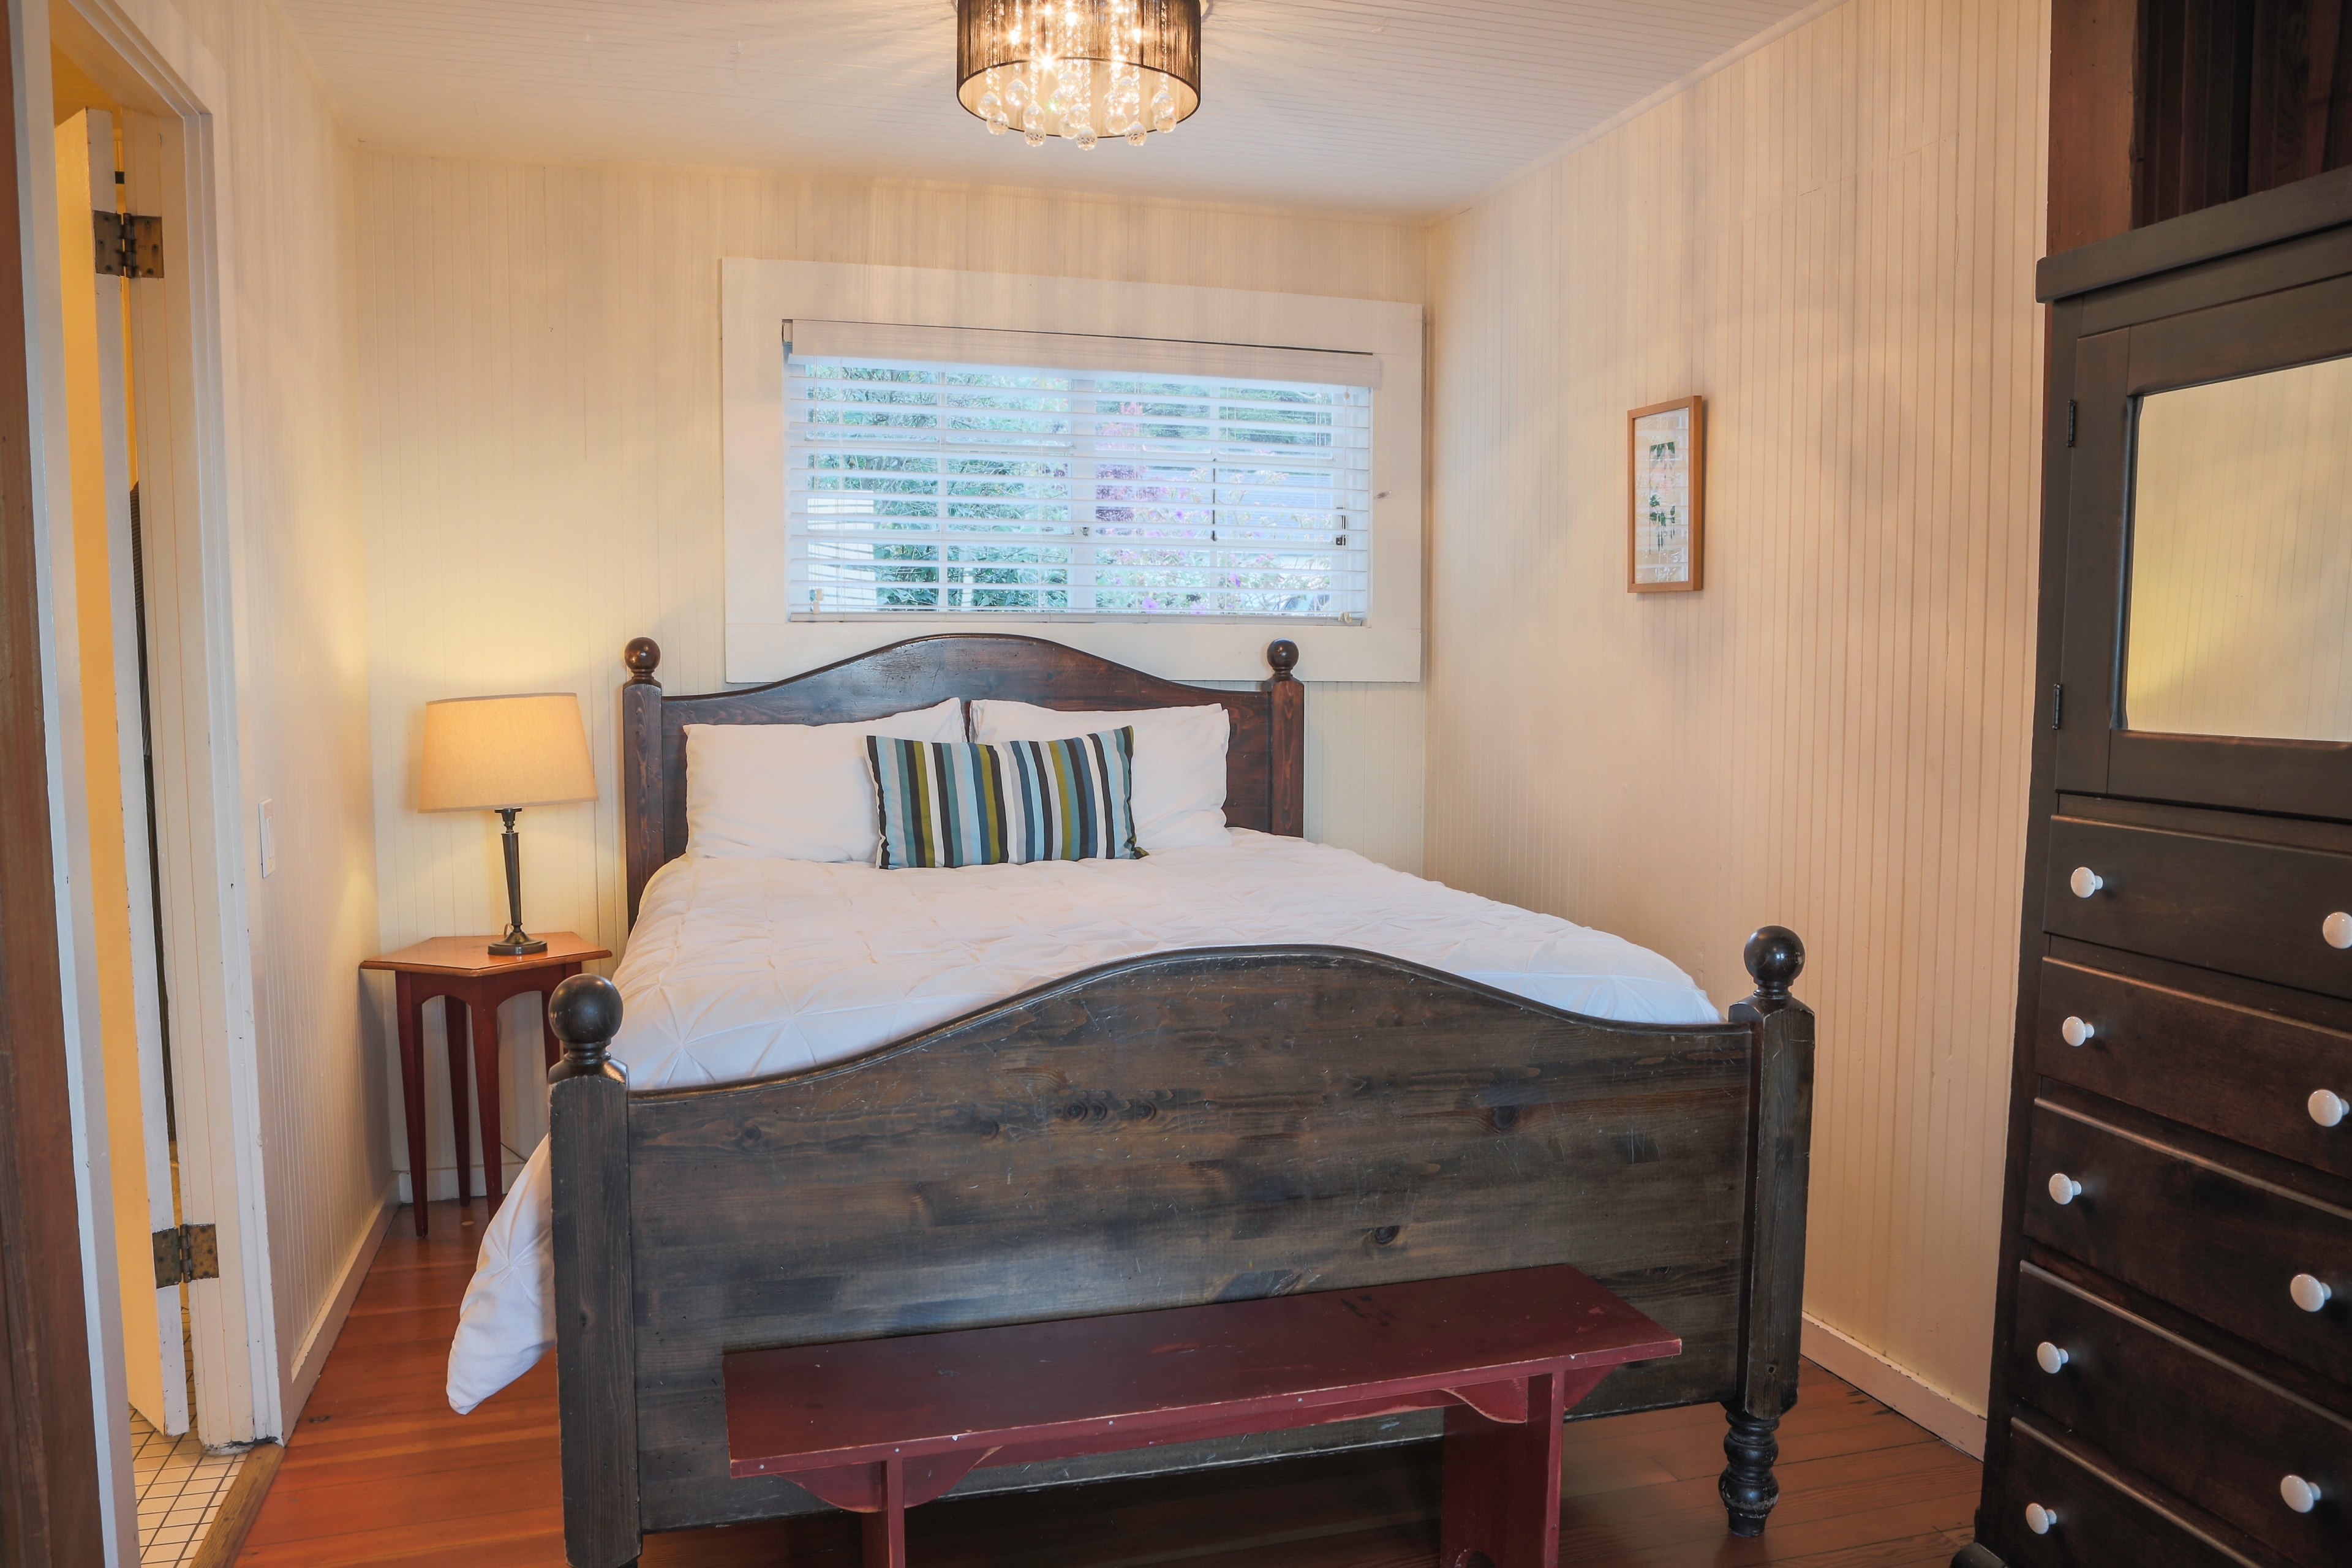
[{"x1": 239, "y1": 1202, "x2": 1981, "y2": 1567}]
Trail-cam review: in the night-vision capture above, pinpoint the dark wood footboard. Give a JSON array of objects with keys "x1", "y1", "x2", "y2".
[{"x1": 545, "y1": 932, "x2": 1814, "y2": 1567}]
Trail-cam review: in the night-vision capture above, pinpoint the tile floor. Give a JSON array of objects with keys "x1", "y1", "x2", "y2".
[{"x1": 129, "y1": 1409, "x2": 244, "y2": 1566}]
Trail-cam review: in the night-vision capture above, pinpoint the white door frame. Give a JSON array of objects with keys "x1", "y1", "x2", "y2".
[{"x1": 23, "y1": 0, "x2": 276, "y2": 1532}]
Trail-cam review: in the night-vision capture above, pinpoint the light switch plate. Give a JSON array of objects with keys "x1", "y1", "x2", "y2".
[{"x1": 257, "y1": 798, "x2": 276, "y2": 878}]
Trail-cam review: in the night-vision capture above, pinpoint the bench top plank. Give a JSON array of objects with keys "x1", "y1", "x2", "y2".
[{"x1": 726, "y1": 1263, "x2": 1678, "y2": 1478}]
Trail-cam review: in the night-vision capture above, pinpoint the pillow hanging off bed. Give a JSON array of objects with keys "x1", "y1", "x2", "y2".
[{"x1": 868, "y1": 728, "x2": 1144, "y2": 870}]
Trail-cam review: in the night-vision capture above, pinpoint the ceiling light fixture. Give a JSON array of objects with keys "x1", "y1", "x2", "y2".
[{"x1": 956, "y1": 0, "x2": 1200, "y2": 151}]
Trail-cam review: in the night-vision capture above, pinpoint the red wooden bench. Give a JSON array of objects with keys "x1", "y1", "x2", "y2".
[{"x1": 724, "y1": 1262, "x2": 1679, "y2": 1568}]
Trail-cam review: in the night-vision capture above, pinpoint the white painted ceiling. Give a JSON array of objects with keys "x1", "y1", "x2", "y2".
[{"x1": 275, "y1": 1, "x2": 1816, "y2": 219}]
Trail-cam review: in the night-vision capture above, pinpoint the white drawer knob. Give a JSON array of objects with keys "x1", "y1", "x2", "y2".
[
  {"x1": 2070, "y1": 867, "x2": 2104, "y2": 899},
  {"x1": 2025, "y1": 1502, "x2": 2057, "y2": 1534},
  {"x1": 2061, "y1": 1016, "x2": 2095, "y2": 1047},
  {"x1": 2326, "y1": 911, "x2": 2352, "y2": 949},
  {"x1": 2291, "y1": 1273, "x2": 2333, "y2": 1313},
  {"x1": 2281, "y1": 1474, "x2": 2321, "y2": 1513},
  {"x1": 2048, "y1": 1172, "x2": 2082, "y2": 1205},
  {"x1": 2312, "y1": 1088, "x2": 2348, "y2": 1128},
  {"x1": 2035, "y1": 1341, "x2": 2070, "y2": 1373}
]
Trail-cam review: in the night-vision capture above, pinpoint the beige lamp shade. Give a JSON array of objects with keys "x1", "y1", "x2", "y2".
[{"x1": 418, "y1": 693, "x2": 597, "y2": 812}]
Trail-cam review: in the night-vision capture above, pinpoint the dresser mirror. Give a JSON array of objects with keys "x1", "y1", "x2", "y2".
[{"x1": 2125, "y1": 352, "x2": 2352, "y2": 744}]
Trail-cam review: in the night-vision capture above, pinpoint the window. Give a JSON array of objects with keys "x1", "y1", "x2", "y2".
[
  {"x1": 721, "y1": 260, "x2": 1422, "y2": 684},
  {"x1": 786, "y1": 353, "x2": 1371, "y2": 622}
]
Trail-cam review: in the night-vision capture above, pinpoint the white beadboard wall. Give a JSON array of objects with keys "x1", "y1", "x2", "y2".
[
  {"x1": 353, "y1": 158, "x2": 1430, "y2": 1197},
  {"x1": 1427, "y1": 0, "x2": 2048, "y2": 1424},
  {"x1": 169, "y1": 0, "x2": 384, "y2": 1422}
]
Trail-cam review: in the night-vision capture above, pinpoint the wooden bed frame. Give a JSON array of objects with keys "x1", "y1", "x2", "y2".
[{"x1": 553, "y1": 632, "x2": 1815, "y2": 1567}]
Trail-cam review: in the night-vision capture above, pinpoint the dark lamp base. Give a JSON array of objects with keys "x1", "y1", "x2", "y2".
[{"x1": 491, "y1": 811, "x2": 548, "y2": 957}]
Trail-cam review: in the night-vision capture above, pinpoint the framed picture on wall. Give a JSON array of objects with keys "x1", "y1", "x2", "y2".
[{"x1": 1628, "y1": 394, "x2": 1705, "y2": 592}]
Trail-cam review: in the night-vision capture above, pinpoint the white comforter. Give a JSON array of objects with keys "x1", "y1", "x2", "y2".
[{"x1": 446, "y1": 831, "x2": 1719, "y2": 1413}]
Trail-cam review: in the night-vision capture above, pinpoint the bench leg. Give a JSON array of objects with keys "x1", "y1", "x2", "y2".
[
  {"x1": 1439, "y1": 1371, "x2": 1572, "y2": 1568},
  {"x1": 858, "y1": 1457, "x2": 908, "y2": 1568}
]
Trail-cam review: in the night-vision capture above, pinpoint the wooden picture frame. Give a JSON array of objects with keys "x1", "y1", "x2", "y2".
[{"x1": 1628, "y1": 394, "x2": 1705, "y2": 592}]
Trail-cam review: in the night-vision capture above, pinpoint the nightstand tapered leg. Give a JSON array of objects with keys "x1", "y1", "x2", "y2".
[
  {"x1": 538, "y1": 967, "x2": 575, "y2": 1070},
  {"x1": 396, "y1": 974, "x2": 429, "y2": 1236},
  {"x1": 443, "y1": 995, "x2": 472, "y2": 1208},
  {"x1": 471, "y1": 996, "x2": 506, "y2": 1210}
]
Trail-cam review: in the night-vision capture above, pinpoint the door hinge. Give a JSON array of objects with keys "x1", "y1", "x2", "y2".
[
  {"x1": 95, "y1": 211, "x2": 164, "y2": 279},
  {"x1": 152, "y1": 1223, "x2": 218, "y2": 1287},
  {"x1": 2051, "y1": 683, "x2": 2064, "y2": 729},
  {"x1": 2065, "y1": 399, "x2": 2077, "y2": 447}
]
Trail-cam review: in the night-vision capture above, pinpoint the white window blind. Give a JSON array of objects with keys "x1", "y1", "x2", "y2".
[{"x1": 785, "y1": 345, "x2": 1372, "y2": 622}]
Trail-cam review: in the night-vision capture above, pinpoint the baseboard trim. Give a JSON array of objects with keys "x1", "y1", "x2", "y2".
[
  {"x1": 1802, "y1": 1313, "x2": 1987, "y2": 1458},
  {"x1": 282, "y1": 1185, "x2": 398, "y2": 1429}
]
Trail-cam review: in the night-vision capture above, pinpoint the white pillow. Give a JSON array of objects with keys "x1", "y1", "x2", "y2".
[
  {"x1": 970, "y1": 700, "x2": 1231, "y2": 851},
  {"x1": 685, "y1": 698, "x2": 965, "y2": 862}
]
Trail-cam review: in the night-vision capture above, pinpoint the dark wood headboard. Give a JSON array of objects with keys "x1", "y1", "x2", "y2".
[{"x1": 618, "y1": 634, "x2": 1304, "y2": 924}]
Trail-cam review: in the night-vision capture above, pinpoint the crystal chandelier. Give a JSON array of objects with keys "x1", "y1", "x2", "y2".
[{"x1": 956, "y1": 1, "x2": 1201, "y2": 150}]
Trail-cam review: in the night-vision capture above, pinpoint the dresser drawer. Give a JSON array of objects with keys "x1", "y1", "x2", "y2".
[
  {"x1": 2024, "y1": 1103, "x2": 2352, "y2": 1384},
  {"x1": 2011, "y1": 1265, "x2": 2350, "y2": 1566},
  {"x1": 1996, "y1": 1414, "x2": 2290, "y2": 1567},
  {"x1": 2036, "y1": 960, "x2": 2352, "y2": 1179},
  {"x1": 2046, "y1": 815, "x2": 2352, "y2": 1000}
]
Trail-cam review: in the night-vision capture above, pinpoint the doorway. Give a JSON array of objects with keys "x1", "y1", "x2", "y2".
[
  {"x1": 50, "y1": 68, "x2": 251, "y2": 1567},
  {"x1": 40, "y1": 0, "x2": 281, "y2": 1558},
  {"x1": 49, "y1": 80, "x2": 189, "y2": 1442}
]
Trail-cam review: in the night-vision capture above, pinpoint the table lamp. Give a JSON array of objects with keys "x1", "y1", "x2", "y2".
[{"x1": 419, "y1": 692, "x2": 597, "y2": 955}]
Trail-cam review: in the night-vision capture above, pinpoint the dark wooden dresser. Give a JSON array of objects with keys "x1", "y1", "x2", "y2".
[{"x1": 1962, "y1": 170, "x2": 2352, "y2": 1568}]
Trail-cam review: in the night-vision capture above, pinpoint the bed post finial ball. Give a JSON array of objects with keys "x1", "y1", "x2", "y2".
[
  {"x1": 1744, "y1": 926, "x2": 1804, "y2": 1000},
  {"x1": 624, "y1": 636, "x2": 662, "y2": 685},
  {"x1": 548, "y1": 973, "x2": 625, "y2": 1083},
  {"x1": 1265, "y1": 639, "x2": 1299, "y2": 682}
]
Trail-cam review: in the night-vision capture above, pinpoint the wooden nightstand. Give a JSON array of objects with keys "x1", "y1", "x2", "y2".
[{"x1": 362, "y1": 932, "x2": 612, "y2": 1235}]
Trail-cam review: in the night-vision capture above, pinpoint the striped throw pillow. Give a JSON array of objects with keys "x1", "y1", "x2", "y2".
[{"x1": 867, "y1": 728, "x2": 1144, "y2": 869}]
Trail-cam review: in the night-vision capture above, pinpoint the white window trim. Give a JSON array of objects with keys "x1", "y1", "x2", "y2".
[{"x1": 722, "y1": 258, "x2": 1423, "y2": 684}]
